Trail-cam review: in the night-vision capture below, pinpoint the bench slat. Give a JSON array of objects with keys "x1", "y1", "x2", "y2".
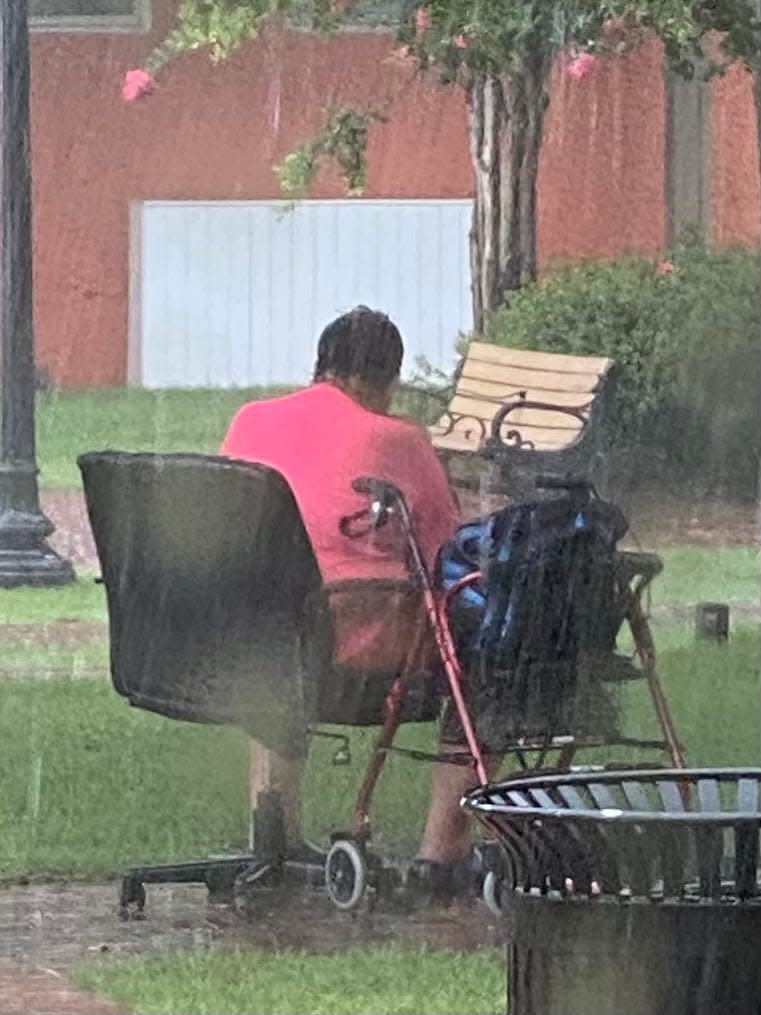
[
  {"x1": 460, "y1": 363, "x2": 603, "y2": 395},
  {"x1": 448, "y1": 395, "x2": 586, "y2": 431},
  {"x1": 456, "y1": 374, "x2": 596, "y2": 409},
  {"x1": 468, "y1": 341, "x2": 612, "y2": 376}
]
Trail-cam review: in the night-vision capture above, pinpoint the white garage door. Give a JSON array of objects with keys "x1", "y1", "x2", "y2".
[{"x1": 130, "y1": 199, "x2": 473, "y2": 388}]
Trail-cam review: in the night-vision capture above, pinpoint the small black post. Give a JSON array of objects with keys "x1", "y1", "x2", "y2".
[
  {"x1": 0, "y1": 0, "x2": 73, "y2": 587},
  {"x1": 695, "y1": 602, "x2": 729, "y2": 642}
]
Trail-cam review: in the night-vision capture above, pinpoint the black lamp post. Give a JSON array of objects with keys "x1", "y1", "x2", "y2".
[
  {"x1": 0, "y1": 0, "x2": 73, "y2": 587},
  {"x1": 757, "y1": 0, "x2": 761, "y2": 767}
]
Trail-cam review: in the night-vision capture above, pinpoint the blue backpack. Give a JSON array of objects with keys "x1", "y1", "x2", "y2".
[{"x1": 438, "y1": 488, "x2": 628, "y2": 748}]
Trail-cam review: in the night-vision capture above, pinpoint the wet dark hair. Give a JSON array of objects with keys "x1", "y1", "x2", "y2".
[{"x1": 313, "y1": 306, "x2": 404, "y2": 389}]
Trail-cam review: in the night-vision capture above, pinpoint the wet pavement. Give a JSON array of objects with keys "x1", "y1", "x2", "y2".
[
  {"x1": 0, "y1": 880, "x2": 504, "y2": 973},
  {"x1": 0, "y1": 879, "x2": 503, "y2": 1012},
  {"x1": 43, "y1": 492, "x2": 99, "y2": 571}
]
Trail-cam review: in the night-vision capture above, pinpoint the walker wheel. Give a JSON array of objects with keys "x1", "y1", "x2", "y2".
[
  {"x1": 325, "y1": 839, "x2": 367, "y2": 911},
  {"x1": 482, "y1": 870, "x2": 506, "y2": 918}
]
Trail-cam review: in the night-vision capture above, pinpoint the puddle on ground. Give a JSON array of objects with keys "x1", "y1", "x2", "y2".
[{"x1": 0, "y1": 881, "x2": 505, "y2": 974}]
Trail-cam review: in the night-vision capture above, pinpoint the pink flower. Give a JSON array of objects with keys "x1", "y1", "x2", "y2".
[
  {"x1": 415, "y1": 7, "x2": 431, "y2": 34},
  {"x1": 566, "y1": 52, "x2": 597, "y2": 80},
  {"x1": 453, "y1": 34, "x2": 468, "y2": 49},
  {"x1": 122, "y1": 68, "x2": 154, "y2": 103},
  {"x1": 656, "y1": 260, "x2": 675, "y2": 277}
]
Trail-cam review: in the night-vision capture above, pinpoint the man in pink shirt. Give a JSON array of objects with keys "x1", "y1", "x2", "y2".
[
  {"x1": 221, "y1": 307, "x2": 479, "y2": 897},
  {"x1": 221, "y1": 311, "x2": 456, "y2": 671}
]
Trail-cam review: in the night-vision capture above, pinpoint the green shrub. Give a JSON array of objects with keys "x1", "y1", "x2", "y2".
[{"x1": 484, "y1": 241, "x2": 761, "y2": 500}]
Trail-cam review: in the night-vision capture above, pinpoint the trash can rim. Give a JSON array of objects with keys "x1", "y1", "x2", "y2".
[
  {"x1": 462, "y1": 766, "x2": 761, "y2": 825},
  {"x1": 466, "y1": 803, "x2": 761, "y2": 825}
]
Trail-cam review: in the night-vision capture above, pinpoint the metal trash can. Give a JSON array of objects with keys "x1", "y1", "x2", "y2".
[{"x1": 463, "y1": 768, "x2": 761, "y2": 1015}]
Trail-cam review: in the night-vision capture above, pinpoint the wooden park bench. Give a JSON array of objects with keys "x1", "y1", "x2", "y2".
[{"x1": 427, "y1": 342, "x2": 616, "y2": 493}]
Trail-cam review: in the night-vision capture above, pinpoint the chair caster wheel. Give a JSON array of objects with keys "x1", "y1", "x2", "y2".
[
  {"x1": 232, "y1": 859, "x2": 278, "y2": 922},
  {"x1": 325, "y1": 839, "x2": 367, "y2": 911},
  {"x1": 482, "y1": 870, "x2": 507, "y2": 918},
  {"x1": 118, "y1": 877, "x2": 146, "y2": 920},
  {"x1": 232, "y1": 879, "x2": 257, "y2": 924}
]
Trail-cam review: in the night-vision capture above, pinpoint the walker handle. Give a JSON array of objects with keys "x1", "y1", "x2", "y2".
[
  {"x1": 351, "y1": 476, "x2": 404, "y2": 510},
  {"x1": 339, "y1": 477, "x2": 402, "y2": 538}
]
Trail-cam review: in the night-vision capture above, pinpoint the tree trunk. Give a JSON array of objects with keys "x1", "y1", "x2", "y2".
[
  {"x1": 465, "y1": 54, "x2": 550, "y2": 334},
  {"x1": 467, "y1": 74, "x2": 504, "y2": 334}
]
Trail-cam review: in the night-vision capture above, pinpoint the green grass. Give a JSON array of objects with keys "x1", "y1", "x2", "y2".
[
  {"x1": 73, "y1": 947, "x2": 504, "y2": 1015},
  {"x1": 0, "y1": 577, "x2": 106, "y2": 624},
  {"x1": 0, "y1": 638, "x2": 108, "y2": 679},
  {"x1": 35, "y1": 385, "x2": 442, "y2": 491},
  {"x1": 581, "y1": 624, "x2": 760, "y2": 769},
  {"x1": 652, "y1": 546, "x2": 759, "y2": 607},
  {"x1": 0, "y1": 627, "x2": 757, "y2": 881},
  {"x1": 0, "y1": 679, "x2": 250, "y2": 880},
  {"x1": 0, "y1": 541, "x2": 754, "y2": 686},
  {"x1": 0, "y1": 546, "x2": 755, "y2": 634},
  {"x1": 36, "y1": 388, "x2": 284, "y2": 491},
  {"x1": 633, "y1": 631, "x2": 759, "y2": 767},
  {"x1": 0, "y1": 578, "x2": 108, "y2": 679}
]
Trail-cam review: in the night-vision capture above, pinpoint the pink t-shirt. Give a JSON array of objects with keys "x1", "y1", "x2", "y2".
[
  {"x1": 221, "y1": 383, "x2": 458, "y2": 582},
  {"x1": 220, "y1": 383, "x2": 459, "y2": 668}
]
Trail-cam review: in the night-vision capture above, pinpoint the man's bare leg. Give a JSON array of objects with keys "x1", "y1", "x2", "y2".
[
  {"x1": 417, "y1": 748, "x2": 501, "y2": 865},
  {"x1": 417, "y1": 751, "x2": 478, "y2": 864},
  {"x1": 249, "y1": 740, "x2": 305, "y2": 851}
]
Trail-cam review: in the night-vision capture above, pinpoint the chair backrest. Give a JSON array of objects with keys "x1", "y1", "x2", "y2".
[
  {"x1": 78, "y1": 451, "x2": 322, "y2": 757},
  {"x1": 429, "y1": 342, "x2": 614, "y2": 455}
]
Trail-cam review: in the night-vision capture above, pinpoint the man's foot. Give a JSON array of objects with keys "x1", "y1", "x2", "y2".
[
  {"x1": 404, "y1": 848, "x2": 490, "y2": 907},
  {"x1": 403, "y1": 858, "x2": 463, "y2": 906}
]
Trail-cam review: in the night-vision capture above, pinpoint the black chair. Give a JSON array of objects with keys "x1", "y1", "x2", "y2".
[{"x1": 78, "y1": 451, "x2": 439, "y2": 917}]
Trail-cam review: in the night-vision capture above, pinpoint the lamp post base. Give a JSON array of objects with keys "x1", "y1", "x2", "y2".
[{"x1": 0, "y1": 505, "x2": 75, "y2": 588}]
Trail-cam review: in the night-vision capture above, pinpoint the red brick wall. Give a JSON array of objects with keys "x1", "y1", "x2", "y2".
[
  {"x1": 539, "y1": 38, "x2": 666, "y2": 266},
  {"x1": 710, "y1": 62, "x2": 759, "y2": 248},
  {"x1": 29, "y1": 8, "x2": 672, "y2": 386}
]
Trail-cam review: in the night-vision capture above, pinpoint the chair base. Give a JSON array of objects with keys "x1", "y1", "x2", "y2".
[
  {"x1": 117, "y1": 789, "x2": 489, "y2": 920},
  {"x1": 118, "y1": 790, "x2": 331, "y2": 920}
]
